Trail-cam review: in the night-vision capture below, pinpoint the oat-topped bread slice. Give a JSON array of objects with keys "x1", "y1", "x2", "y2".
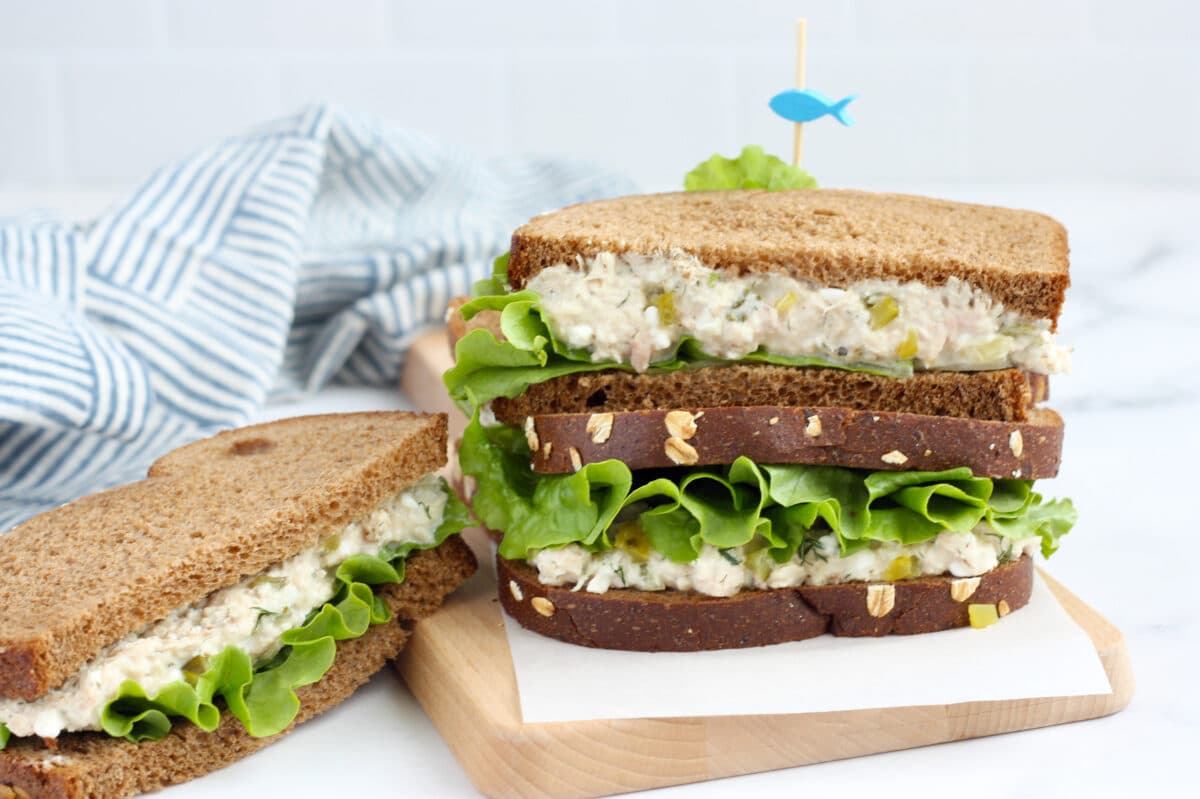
[
  {"x1": 0, "y1": 412, "x2": 449, "y2": 701},
  {"x1": 508, "y1": 189, "x2": 1069, "y2": 323}
]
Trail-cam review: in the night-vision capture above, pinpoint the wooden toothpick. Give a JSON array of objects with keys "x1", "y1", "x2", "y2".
[{"x1": 793, "y1": 18, "x2": 807, "y2": 167}]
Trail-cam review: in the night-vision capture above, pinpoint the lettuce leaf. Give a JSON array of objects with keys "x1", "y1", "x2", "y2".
[
  {"x1": 462, "y1": 413, "x2": 1075, "y2": 564},
  {"x1": 684, "y1": 145, "x2": 818, "y2": 191},
  {"x1": 1, "y1": 482, "x2": 470, "y2": 750},
  {"x1": 444, "y1": 261, "x2": 911, "y2": 408}
]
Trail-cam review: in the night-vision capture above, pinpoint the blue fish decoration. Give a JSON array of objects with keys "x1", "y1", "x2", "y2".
[{"x1": 769, "y1": 89, "x2": 857, "y2": 126}]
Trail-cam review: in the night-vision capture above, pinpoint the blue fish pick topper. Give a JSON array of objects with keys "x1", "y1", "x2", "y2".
[{"x1": 769, "y1": 88, "x2": 857, "y2": 126}]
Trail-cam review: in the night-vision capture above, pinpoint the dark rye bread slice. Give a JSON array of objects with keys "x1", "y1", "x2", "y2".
[
  {"x1": 528, "y1": 405, "x2": 1063, "y2": 479},
  {"x1": 508, "y1": 190, "x2": 1070, "y2": 325},
  {"x1": 0, "y1": 412, "x2": 448, "y2": 701},
  {"x1": 492, "y1": 365, "x2": 1043, "y2": 424},
  {"x1": 0, "y1": 538, "x2": 477, "y2": 799},
  {"x1": 499, "y1": 553, "x2": 1032, "y2": 652}
]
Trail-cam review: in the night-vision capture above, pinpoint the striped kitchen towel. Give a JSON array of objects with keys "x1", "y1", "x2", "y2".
[{"x1": 0, "y1": 104, "x2": 635, "y2": 532}]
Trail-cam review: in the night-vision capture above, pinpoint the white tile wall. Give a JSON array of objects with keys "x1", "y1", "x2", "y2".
[
  {"x1": 510, "y1": 51, "x2": 741, "y2": 185},
  {"x1": 0, "y1": 59, "x2": 60, "y2": 183},
  {"x1": 0, "y1": 0, "x2": 1196, "y2": 192},
  {"x1": 167, "y1": 0, "x2": 391, "y2": 49},
  {"x1": 0, "y1": 0, "x2": 157, "y2": 49},
  {"x1": 279, "y1": 55, "x2": 511, "y2": 157},
  {"x1": 61, "y1": 57, "x2": 285, "y2": 182},
  {"x1": 391, "y1": 1, "x2": 623, "y2": 49}
]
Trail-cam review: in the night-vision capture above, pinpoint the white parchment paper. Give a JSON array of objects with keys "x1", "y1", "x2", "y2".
[{"x1": 502, "y1": 570, "x2": 1113, "y2": 723}]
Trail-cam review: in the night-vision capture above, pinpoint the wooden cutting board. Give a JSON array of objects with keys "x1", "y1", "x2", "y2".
[{"x1": 397, "y1": 330, "x2": 1134, "y2": 799}]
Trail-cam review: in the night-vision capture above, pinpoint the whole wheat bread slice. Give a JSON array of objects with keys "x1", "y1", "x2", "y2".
[
  {"x1": 0, "y1": 412, "x2": 447, "y2": 701},
  {"x1": 0, "y1": 538, "x2": 476, "y2": 799},
  {"x1": 527, "y1": 405, "x2": 1063, "y2": 479},
  {"x1": 508, "y1": 190, "x2": 1070, "y2": 324},
  {"x1": 493, "y1": 365, "x2": 1042, "y2": 424},
  {"x1": 499, "y1": 552, "x2": 1031, "y2": 652}
]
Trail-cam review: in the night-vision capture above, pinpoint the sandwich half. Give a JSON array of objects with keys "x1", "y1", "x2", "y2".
[
  {"x1": 446, "y1": 189, "x2": 1077, "y2": 651},
  {"x1": 0, "y1": 412, "x2": 475, "y2": 798}
]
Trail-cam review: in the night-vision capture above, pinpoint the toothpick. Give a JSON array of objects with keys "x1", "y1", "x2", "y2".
[{"x1": 793, "y1": 18, "x2": 807, "y2": 167}]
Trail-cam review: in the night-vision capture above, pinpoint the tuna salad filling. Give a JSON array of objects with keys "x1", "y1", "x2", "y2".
[
  {"x1": 530, "y1": 527, "x2": 1040, "y2": 598},
  {"x1": 460, "y1": 413, "x2": 1076, "y2": 604},
  {"x1": 0, "y1": 474, "x2": 458, "y2": 741},
  {"x1": 524, "y1": 250, "x2": 1070, "y2": 375}
]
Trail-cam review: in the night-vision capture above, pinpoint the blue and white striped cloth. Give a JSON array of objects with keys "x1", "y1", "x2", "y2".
[{"x1": 0, "y1": 105, "x2": 634, "y2": 532}]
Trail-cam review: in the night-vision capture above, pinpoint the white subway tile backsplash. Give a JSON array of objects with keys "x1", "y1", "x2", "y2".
[
  {"x1": 167, "y1": 0, "x2": 391, "y2": 49},
  {"x1": 965, "y1": 53, "x2": 1199, "y2": 180},
  {"x1": 1092, "y1": 0, "x2": 1200, "y2": 44},
  {"x1": 280, "y1": 55, "x2": 511, "y2": 157},
  {"x1": 855, "y1": 0, "x2": 1096, "y2": 44},
  {"x1": 0, "y1": 61, "x2": 59, "y2": 182},
  {"x1": 613, "y1": 0, "x2": 854, "y2": 48},
  {"x1": 62, "y1": 59, "x2": 285, "y2": 183},
  {"x1": 390, "y1": 0, "x2": 622, "y2": 49},
  {"x1": 0, "y1": 0, "x2": 1193, "y2": 189},
  {"x1": 0, "y1": 0, "x2": 156, "y2": 49},
  {"x1": 510, "y1": 53, "x2": 739, "y2": 190}
]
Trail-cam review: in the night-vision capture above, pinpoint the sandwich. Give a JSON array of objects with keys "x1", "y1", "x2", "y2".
[
  {"x1": 0, "y1": 412, "x2": 475, "y2": 798},
  {"x1": 445, "y1": 184, "x2": 1077, "y2": 651}
]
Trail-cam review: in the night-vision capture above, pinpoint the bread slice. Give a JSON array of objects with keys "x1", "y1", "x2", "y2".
[
  {"x1": 0, "y1": 538, "x2": 476, "y2": 799},
  {"x1": 527, "y1": 406, "x2": 1063, "y2": 480},
  {"x1": 499, "y1": 552, "x2": 1031, "y2": 652},
  {"x1": 0, "y1": 412, "x2": 447, "y2": 701},
  {"x1": 508, "y1": 190, "x2": 1070, "y2": 324},
  {"x1": 491, "y1": 365, "x2": 1039, "y2": 424}
]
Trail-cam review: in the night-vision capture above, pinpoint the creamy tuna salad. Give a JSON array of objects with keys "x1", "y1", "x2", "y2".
[
  {"x1": 530, "y1": 527, "x2": 1039, "y2": 599},
  {"x1": 524, "y1": 250, "x2": 1069, "y2": 374},
  {"x1": 0, "y1": 474, "x2": 450, "y2": 740}
]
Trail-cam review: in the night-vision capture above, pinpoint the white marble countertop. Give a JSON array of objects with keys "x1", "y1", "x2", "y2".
[{"x1": 4, "y1": 184, "x2": 1195, "y2": 797}]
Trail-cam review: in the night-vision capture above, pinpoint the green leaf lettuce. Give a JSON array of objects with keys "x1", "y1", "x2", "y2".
[
  {"x1": 461, "y1": 413, "x2": 1075, "y2": 564},
  {"x1": 684, "y1": 145, "x2": 818, "y2": 191}
]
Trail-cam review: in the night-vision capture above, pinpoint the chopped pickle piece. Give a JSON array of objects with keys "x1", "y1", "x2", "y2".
[
  {"x1": 968, "y1": 603, "x2": 999, "y2": 629},
  {"x1": 653, "y1": 292, "x2": 677, "y2": 325},
  {"x1": 249, "y1": 575, "x2": 288, "y2": 589},
  {"x1": 963, "y1": 336, "x2": 1014, "y2": 365},
  {"x1": 746, "y1": 548, "x2": 775, "y2": 581},
  {"x1": 181, "y1": 655, "x2": 209, "y2": 685},
  {"x1": 867, "y1": 295, "x2": 899, "y2": 330},
  {"x1": 774, "y1": 291, "x2": 797, "y2": 313},
  {"x1": 320, "y1": 534, "x2": 342, "y2": 555},
  {"x1": 896, "y1": 329, "x2": 919, "y2": 359},
  {"x1": 613, "y1": 522, "x2": 651, "y2": 561},
  {"x1": 707, "y1": 273, "x2": 720, "y2": 287},
  {"x1": 883, "y1": 555, "x2": 913, "y2": 581}
]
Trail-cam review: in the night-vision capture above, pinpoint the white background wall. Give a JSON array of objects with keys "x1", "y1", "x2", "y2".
[{"x1": 0, "y1": 0, "x2": 1196, "y2": 193}]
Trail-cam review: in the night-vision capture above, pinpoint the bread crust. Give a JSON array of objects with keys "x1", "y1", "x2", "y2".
[
  {"x1": 498, "y1": 553, "x2": 1032, "y2": 652},
  {"x1": 527, "y1": 405, "x2": 1063, "y2": 479},
  {"x1": 492, "y1": 365, "x2": 1038, "y2": 424},
  {"x1": 508, "y1": 190, "x2": 1070, "y2": 324},
  {"x1": 0, "y1": 537, "x2": 477, "y2": 799},
  {"x1": 0, "y1": 412, "x2": 447, "y2": 701}
]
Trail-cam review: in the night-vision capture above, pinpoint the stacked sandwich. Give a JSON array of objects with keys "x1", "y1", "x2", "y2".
[
  {"x1": 0, "y1": 412, "x2": 475, "y2": 798},
  {"x1": 447, "y1": 187, "x2": 1077, "y2": 651}
]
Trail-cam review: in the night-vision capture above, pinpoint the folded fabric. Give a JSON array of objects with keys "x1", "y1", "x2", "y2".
[{"x1": 0, "y1": 104, "x2": 634, "y2": 531}]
